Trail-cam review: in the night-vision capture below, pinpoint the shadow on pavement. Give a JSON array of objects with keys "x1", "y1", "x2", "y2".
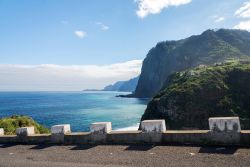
[
  {"x1": 70, "y1": 145, "x2": 97, "y2": 150},
  {"x1": 30, "y1": 144, "x2": 54, "y2": 150},
  {"x1": 199, "y1": 146, "x2": 238, "y2": 154},
  {"x1": 125, "y1": 145, "x2": 155, "y2": 151},
  {"x1": 0, "y1": 144, "x2": 18, "y2": 148}
]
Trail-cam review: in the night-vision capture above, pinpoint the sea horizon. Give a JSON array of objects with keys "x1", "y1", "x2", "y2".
[{"x1": 0, "y1": 91, "x2": 149, "y2": 132}]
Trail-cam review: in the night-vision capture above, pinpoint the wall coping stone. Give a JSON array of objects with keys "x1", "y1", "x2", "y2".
[
  {"x1": 16, "y1": 127, "x2": 35, "y2": 136},
  {"x1": 90, "y1": 122, "x2": 112, "y2": 134},
  {"x1": 141, "y1": 120, "x2": 166, "y2": 133},
  {"x1": 164, "y1": 130, "x2": 210, "y2": 134},
  {"x1": 209, "y1": 117, "x2": 241, "y2": 132},
  {"x1": 65, "y1": 132, "x2": 91, "y2": 136},
  {"x1": 51, "y1": 124, "x2": 71, "y2": 134},
  {"x1": 0, "y1": 128, "x2": 4, "y2": 136},
  {"x1": 109, "y1": 131, "x2": 142, "y2": 134}
]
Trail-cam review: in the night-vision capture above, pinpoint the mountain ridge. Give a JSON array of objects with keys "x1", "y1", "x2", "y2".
[
  {"x1": 141, "y1": 60, "x2": 250, "y2": 130},
  {"x1": 133, "y1": 29, "x2": 250, "y2": 98},
  {"x1": 102, "y1": 76, "x2": 139, "y2": 92}
]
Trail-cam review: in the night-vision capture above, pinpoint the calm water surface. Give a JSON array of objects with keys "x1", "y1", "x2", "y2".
[{"x1": 0, "y1": 91, "x2": 149, "y2": 132}]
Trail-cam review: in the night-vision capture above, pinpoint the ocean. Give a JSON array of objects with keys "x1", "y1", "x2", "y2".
[{"x1": 0, "y1": 91, "x2": 149, "y2": 132}]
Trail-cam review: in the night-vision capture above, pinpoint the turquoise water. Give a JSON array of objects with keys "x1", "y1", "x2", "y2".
[{"x1": 0, "y1": 91, "x2": 148, "y2": 132}]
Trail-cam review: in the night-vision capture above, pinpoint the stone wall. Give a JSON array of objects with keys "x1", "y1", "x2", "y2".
[{"x1": 0, "y1": 117, "x2": 249, "y2": 146}]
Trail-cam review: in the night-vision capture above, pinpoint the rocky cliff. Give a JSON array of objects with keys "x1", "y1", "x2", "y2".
[
  {"x1": 134, "y1": 29, "x2": 250, "y2": 98},
  {"x1": 141, "y1": 61, "x2": 250, "y2": 130}
]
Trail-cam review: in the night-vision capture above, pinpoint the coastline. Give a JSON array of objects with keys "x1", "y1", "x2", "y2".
[
  {"x1": 0, "y1": 91, "x2": 148, "y2": 132},
  {"x1": 114, "y1": 123, "x2": 140, "y2": 131}
]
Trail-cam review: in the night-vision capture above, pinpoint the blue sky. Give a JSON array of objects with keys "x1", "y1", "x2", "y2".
[
  {"x1": 0, "y1": 0, "x2": 248, "y2": 65},
  {"x1": 0, "y1": 0, "x2": 249, "y2": 90}
]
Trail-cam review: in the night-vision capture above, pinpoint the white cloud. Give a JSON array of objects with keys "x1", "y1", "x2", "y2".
[
  {"x1": 235, "y1": 2, "x2": 250, "y2": 18},
  {"x1": 135, "y1": 0, "x2": 192, "y2": 18},
  {"x1": 61, "y1": 20, "x2": 68, "y2": 25},
  {"x1": 234, "y1": 20, "x2": 250, "y2": 31},
  {"x1": 214, "y1": 16, "x2": 225, "y2": 23},
  {"x1": 0, "y1": 60, "x2": 142, "y2": 91},
  {"x1": 74, "y1": 30, "x2": 87, "y2": 38},
  {"x1": 102, "y1": 25, "x2": 110, "y2": 30},
  {"x1": 96, "y1": 22, "x2": 110, "y2": 31}
]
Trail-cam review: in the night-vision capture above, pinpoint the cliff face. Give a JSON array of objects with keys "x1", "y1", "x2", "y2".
[
  {"x1": 103, "y1": 76, "x2": 139, "y2": 92},
  {"x1": 141, "y1": 61, "x2": 250, "y2": 130},
  {"x1": 134, "y1": 29, "x2": 250, "y2": 98}
]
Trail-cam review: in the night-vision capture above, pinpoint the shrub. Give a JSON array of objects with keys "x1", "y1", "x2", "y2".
[{"x1": 0, "y1": 115, "x2": 50, "y2": 135}]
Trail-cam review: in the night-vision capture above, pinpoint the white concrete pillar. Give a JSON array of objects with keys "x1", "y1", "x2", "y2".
[
  {"x1": 51, "y1": 124, "x2": 71, "y2": 144},
  {"x1": 51, "y1": 124, "x2": 71, "y2": 134},
  {"x1": 16, "y1": 127, "x2": 35, "y2": 136},
  {"x1": 141, "y1": 120, "x2": 166, "y2": 133},
  {"x1": 90, "y1": 122, "x2": 112, "y2": 134},
  {"x1": 209, "y1": 117, "x2": 241, "y2": 132},
  {"x1": 0, "y1": 128, "x2": 4, "y2": 136}
]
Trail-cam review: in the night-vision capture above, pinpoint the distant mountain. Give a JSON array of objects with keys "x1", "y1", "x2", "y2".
[
  {"x1": 141, "y1": 60, "x2": 250, "y2": 130},
  {"x1": 83, "y1": 89, "x2": 101, "y2": 91},
  {"x1": 133, "y1": 29, "x2": 250, "y2": 98},
  {"x1": 103, "y1": 76, "x2": 139, "y2": 92}
]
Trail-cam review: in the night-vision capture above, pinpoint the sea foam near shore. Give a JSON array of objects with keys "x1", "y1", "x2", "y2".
[{"x1": 115, "y1": 123, "x2": 140, "y2": 131}]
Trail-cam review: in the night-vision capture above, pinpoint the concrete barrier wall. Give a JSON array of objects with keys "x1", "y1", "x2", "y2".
[
  {"x1": 0, "y1": 130, "x2": 250, "y2": 145},
  {"x1": 0, "y1": 117, "x2": 250, "y2": 146}
]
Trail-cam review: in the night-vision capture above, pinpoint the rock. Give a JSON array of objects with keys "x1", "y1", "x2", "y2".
[
  {"x1": 141, "y1": 61, "x2": 250, "y2": 130},
  {"x1": 133, "y1": 29, "x2": 250, "y2": 98}
]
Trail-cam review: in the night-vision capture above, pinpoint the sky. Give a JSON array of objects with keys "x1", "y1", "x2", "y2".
[{"x1": 0, "y1": 0, "x2": 250, "y2": 91}]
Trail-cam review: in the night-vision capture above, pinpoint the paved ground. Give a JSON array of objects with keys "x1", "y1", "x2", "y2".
[{"x1": 0, "y1": 144, "x2": 250, "y2": 167}]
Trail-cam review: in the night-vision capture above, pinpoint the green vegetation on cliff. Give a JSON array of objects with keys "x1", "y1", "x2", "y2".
[
  {"x1": 141, "y1": 60, "x2": 250, "y2": 130},
  {"x1": 0, "y1": 115, "x2": 50, "y2": 135},
  {"x1": 134, "y1": 29, "x2": 250, "y2": 98}
]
